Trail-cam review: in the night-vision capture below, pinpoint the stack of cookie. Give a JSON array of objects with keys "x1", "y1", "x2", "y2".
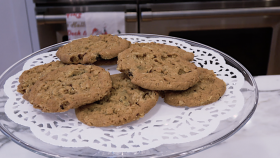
[
  {"x1": 117, "y1": 42, "x2": 226, "y2": 107},
  {"x1": 17, "y1": 34, "x2": 226, "y2": 127}
]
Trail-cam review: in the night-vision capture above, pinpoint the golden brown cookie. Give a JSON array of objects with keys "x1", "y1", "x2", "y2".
[
  {"x1": 56, "y1": 34, "x2": 130, "y2": 64},
  {"x1": 75, "y1": 73, "x2": 159, "y2": 127},
  {"x1": 28, "y1": 64, "x2": 112, "y2": 113},
  {"x1": 163, "y1": 67, "x2": 226, "y2": 107},
  {"x1": 117, "y1": 42, "x2": 199, "y2": 90},
  {"x1": 17, "y1": 61, "x2": 66, "y2": 100}
]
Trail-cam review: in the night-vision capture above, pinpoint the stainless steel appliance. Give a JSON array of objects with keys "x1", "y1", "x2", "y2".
[
  {"x1": 139, "y1": 0, "x2": 280, "y2": 75},
  {"x1": 33, "y1": 0, "x2": 280, "y2": 75}
]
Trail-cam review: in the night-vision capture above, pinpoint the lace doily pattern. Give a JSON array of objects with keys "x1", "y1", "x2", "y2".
[{"x1": 4, "y1": 36, "x2": 244, "y2": 152}]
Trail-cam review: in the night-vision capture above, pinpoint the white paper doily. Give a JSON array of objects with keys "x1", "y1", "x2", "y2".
[{"x1": 4, "y1": 35, "x2": 244, "y2": 152}]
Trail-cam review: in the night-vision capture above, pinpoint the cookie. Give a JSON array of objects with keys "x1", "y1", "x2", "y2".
[
  {"x1": 117, "y1": 42, "x2": 199, "y2": 90},
  {"x1": 56, "y1": 34, "x2": 130, "y2": 64},
  {"x1": 163, "y1": 67, "x2": 226, "y2": 107},
  {"x1": 28, "y1": 64, "x2": 112, "y2": 113},
  {"x1": 17, "y1": 61, "x2": 66, "y2": 100},
  {"x1": 75, "y1": 73, "x2": 159, "y2": 127}
]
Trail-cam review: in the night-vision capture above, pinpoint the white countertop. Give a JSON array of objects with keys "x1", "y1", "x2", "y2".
[{"x1": 0, "y1": 75, "x2": 280, "y2": 158}]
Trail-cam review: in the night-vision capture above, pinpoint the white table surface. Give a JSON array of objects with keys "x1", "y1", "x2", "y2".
[{"x1": 0, "y1": 75, "x2": 279, "y2": 158}]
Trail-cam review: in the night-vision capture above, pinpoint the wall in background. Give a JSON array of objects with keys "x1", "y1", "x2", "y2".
[{"x1": 0, "y1": 0, "x2": 39, "y2": 74}]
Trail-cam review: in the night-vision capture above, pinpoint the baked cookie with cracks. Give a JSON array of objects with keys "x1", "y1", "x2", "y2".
[
  {"x1": 75, "y1": 73, "x2": 159, "y2": 127},
  {"x1": 163, "y1": 67, "x2": 226, "y2": 107},
  {"x1": 17, "y1": 61, "x2": 67, "y2": 101},
  {"x1": 56, "y1": 34, "x2": 130, "y2": 64},
  {"x1": 117, "y1": 42, "x2": 199, "y2": 90},
  {"x1": 28, "y1": 64, "x2": 112, "y2": 113}
]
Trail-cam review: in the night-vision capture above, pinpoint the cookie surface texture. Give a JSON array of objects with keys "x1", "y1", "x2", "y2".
[
  {"x1": 164, "y1": 67, "x2": 226, "y2": 107},
  {"x1": 28, "y1": 64, "x2": 112, "y2": 113},
  {"x1": 117, "y1": 42, "x2": 199, "y2": 90},
  {"x1": 17, "y1": 61, "x2": 66, "y2": 100},
  {"x1": 56, "y1": 34, "x2": 130, "y2": 64},
  {"x1": 75, "y1": 73, "x2": 159, "y2": 127}
]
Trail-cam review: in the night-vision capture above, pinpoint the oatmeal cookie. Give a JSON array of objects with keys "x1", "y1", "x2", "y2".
[
  {"x1": 17, "y1": 61, "x2": 66, "y2": 100},
  {"x1": 117, "y1": 42, "x2": 199, "y2": 90},
  {"x1": 56, "y1": 34, "x2": 130, "y2": 64},
  {"x1": 163, "y1": 67, "x2": 226, "y2": 107},
  {"x1": 75, "y1": 73, "x2": 159, "y2": 127},
  {"x1": 28, "y1": 64, "x2": 112, "y2": 113}
]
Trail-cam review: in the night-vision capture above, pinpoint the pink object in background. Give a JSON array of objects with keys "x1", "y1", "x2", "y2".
[
  {"x1": 66, "y1": 13, "x2": 87, "y2": 40},
  {"x1": 66, "y1": 12, "x2": 125, "y2": 40}
]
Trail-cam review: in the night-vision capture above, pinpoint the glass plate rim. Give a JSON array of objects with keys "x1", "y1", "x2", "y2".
[{"x1": 0, "y1": 33, "x2": 259, "y2": 158}]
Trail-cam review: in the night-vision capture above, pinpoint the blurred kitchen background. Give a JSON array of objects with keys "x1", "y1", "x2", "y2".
[{"x1": 1, "y1": 0, "x2": 280, "y2": 76}]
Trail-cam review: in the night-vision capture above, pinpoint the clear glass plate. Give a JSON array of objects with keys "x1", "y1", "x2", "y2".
[{"x1": 0, "y1": 34, "x2": 258, "y2": 158}]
